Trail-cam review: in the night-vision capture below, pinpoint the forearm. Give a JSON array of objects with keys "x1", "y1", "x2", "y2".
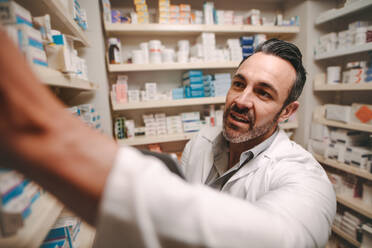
[{"x1": 0, "y1": 27, "x2": 118, "y2": 225}]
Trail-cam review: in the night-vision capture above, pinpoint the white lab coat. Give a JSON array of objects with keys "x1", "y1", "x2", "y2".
[{"x1": 94, "y1": 128, "x2": 336, "y2": 248}]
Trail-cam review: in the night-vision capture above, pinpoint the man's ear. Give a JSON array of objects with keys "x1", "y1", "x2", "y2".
[{"x1": 278, "y1": 101, "x2": 299, "y2": 123}]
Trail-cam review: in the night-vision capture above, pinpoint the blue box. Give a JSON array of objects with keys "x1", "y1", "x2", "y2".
[
  {"x1": 240, "y1": 36, "x2": 254, "y2": 46},
  {"x1": 182, "y1": 70, "x2": 203, "y2": 79},
  {"x1": 242, "y1": 45, "x2": 254, "y2": 54}
]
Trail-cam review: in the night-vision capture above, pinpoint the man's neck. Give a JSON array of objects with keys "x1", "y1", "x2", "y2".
[{"x1": 227, "y1": 127, "x2": 277, "y2": 169}]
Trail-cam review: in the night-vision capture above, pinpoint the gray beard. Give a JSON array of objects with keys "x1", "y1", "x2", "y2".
[
  {"x1": 222, "y1": 118, "x2": 277, "y2": 143},
  {"x1": 222, "y1": 105, "x2": 280, "y2": 144}
]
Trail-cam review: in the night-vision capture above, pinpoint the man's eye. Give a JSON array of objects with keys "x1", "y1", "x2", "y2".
[
  {"x1": 257, "y1": 89, "x2": 272, "y2": 99},
  {"x1": 232, "y1": 81, "x2": 244, "y2": 88}
]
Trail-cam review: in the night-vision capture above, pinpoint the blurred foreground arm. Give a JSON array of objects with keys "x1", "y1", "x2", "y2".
[{"x1": 0, "y1": 28, "x2": 118, "y2": 225}]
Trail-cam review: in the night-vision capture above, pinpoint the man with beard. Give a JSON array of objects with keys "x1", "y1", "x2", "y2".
[{"x1": 0, "y1": 26, "x2": 335, "y2": 248}]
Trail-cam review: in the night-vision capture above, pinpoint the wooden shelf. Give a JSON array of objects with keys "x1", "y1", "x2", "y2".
[
  {"x1": 316, "y1": 0, "x2": 372, "y2": 25},
  {"x1": 17, "y1": 0, "x2": 90, "y2": 46},
  {"x1": 332, "y1": 225, "x2": 360, "y2": 247},
  {"x1": 313, "y1": 106, "x2": 372, "y2": 133},
  {"x1": 33, "y1": 66, "x2": 98, "y2": 90},
  {"x1": 336, "y1": 194, "x2": 372, "y2": 219},
  {"x1": 104, "y1": 23, "x2": 299, "y2": 36},
  {"x1": 314, "y1": 42, "x2": 372, "y2": 61},
  {"x1": 108, "y1": 61, "x2": 239, "y2": 72},
  {"x1": 0, "y1": 193, "x2": 63, "y2": 248},
  {"x1": 112, "y1": 96, "x2": 226, "y2": 111},
  {"x1": 75, "y1": 222, "x2": 96, "y2": 248},
  {"x1": 314, "y1": 83, "x2": 372, "y2": 91},
  {"x1": 314, "y1": 153, "x2": 372, "y2": 181},
  {"x1": 117, "y1": 132, "x2": 196, "y2": 146}
]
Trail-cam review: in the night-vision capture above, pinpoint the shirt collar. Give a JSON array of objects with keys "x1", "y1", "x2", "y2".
[{"x1": 238, "y1": 129, "x2": 278, "y2": 166}]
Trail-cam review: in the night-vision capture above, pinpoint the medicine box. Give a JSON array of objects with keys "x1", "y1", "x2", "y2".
[
  {"x1": 181, "y1": 112, "x2": 200, "y2": 122},
  {"x1": 325, "y1": 104, "x2": 352, "y2": 123},
  {"x1": 183, "y1": 70, "x2": 203, "y2": 79},
  {"x1": 351, "y1": 103, "x2": 372, "y2": 125},
  {"x1": 0, "y1": 1, "x2": 32, "y2": 26}
]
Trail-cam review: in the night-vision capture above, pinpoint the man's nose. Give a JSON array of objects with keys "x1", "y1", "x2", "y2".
[{"x1": 234, "y1": 87, "x2": 254, "y2": 109}]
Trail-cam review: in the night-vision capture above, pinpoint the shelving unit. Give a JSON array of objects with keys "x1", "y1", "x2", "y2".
[
  {"x1": 314, "y1": 153, "x2": 372, "y2": 181},
  {"x1": 18, "y1": 0, "x2": 90, "y2": 46},
  {"x1": 111, "y1": 96, "x2": 225, "y2": 111},
  {"x1": 336, "y1": 194, "x2": 372, "y2": 219},
  {"x1": 0, "y1": 194, "x2": 63, "y2": 248},
  {"x1": 104, "y1": 23, "x2": 299, "y2": 37},
  {"x1": 108, "y1": 61, "x2": 239, "y2": 72},
  {"x1": 312, "y1": 3, "x2": 372, "y2": 246},
  {"x1": 314, "y1": 42, "x2": 372, "y2": 61},
  {"x1": 315, "y1": 0, "x2": 372, "y2": 25},
  {"x1": 331, "y1": 225, "x2": 360, "y2": 247},
  {"x1": 33, "y1": 66, "x2": 98, "y2": 90},
  {"x1": 313, "y1": 106, "x2": 372, "y2": 133}
]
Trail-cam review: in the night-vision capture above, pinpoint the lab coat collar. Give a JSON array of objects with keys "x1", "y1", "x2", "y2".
[{"x1": 224, "y1": 129, "x2": 291, "y2": 187}]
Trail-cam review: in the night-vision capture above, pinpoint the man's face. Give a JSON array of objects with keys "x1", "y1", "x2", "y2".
[{"x1": 223, "y1": 52, "x2": 297, "y2": 143}]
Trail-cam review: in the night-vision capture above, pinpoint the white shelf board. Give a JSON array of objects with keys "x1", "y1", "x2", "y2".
[
  {"x1": 0, "y1": 193, "x2": 63, "y2": 248},
  {"x1": 314, "y1": 118, "x2": 372, "y2": 133},
  {"x1": 75, "y1": 222, "x2": 96, "y2": 248},
  {"x1": 279, "y1": 120, "x2": 298, "y2": 129},
  {"x1": 316, "y1": 0, "x2": 372, "y2": 25},
  {"x1": 314, "y1": 153, "x2": 372, "y2": 181},
  {"x1": 336, "y1": 194, "x2": 372, "y2": 219},
  {"x1": 112, "y1": 96, "x2": 226, "y2": 111},
  {"x1": 314, "y1": 43, "x2": 372, "y2": 60},
  {"x1": 332, "y1": 225, "x2": 360, "y2": 247},
  {"x1": 104, "y1": 23, "x2": 299, "y2": 36},
  {"x1": 117, "y1": 132, "x2": 196, "y2": 146},
  {"x1": 313, "y1": 106, "x2": 372, "y2": 133},
  {"x1": 109, "y1": 61, "x2": 239, "y2": 72},
  {"x1": 33, "y1": 66, "x2": 98, "y2": 90},
  {"x1": 314, "y1": 83, "x2": 372, "y2": 91}
]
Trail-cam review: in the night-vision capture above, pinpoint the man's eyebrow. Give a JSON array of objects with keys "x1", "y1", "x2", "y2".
[
  {"x1": 232, "y1": 73, "x2": 246, "y2": 81},
  {"x1": 258, "y1": 82, "x2": 279, "y2": 97}
]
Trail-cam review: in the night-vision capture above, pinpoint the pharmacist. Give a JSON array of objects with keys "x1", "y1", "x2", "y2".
[{"x1": 0, "y1": 29, "x2": 335, "y2": 248}]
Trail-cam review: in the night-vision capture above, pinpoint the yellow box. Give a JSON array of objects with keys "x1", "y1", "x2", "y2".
[
  {"x1": 137, "y1": 11, "x2": 149, "y2": 17},
  {"x1": 138, "y1": 16, "x2": 150, "y2": 24},
  {"x1": 159, "y1": 5, "x2": 170, "y2": 12},
  {"x1": 134, "y1": 0, "x2": 146, "y2": 4}
]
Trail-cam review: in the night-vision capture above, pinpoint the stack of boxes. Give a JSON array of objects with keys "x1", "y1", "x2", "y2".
[
  {"x1": 181, "y1": 112, "x2": 202, "y2": 133},
  {"x1": 67, "y1": 104, "x2": 102, "y2": 131},
  {"x1": 183, "y1": 70, "x2": 205, "y2": 98},
  {"x1": 1, "y1": 1, "x2": 48, "y2": 68},
  {"x1": 134, "y1": 0, "x2": 149, "y2": 24},
  {"x1": 213, "y1": 73, "x2": 232, "y2": 97},
  {"x1": 203, "y1": 75, "x2": 214, "y2": 97},
  {"x1": 203, "y1": 2, "x2": 214, "y2": 25},
  {"x1": 246, "y1": 9, "x2": 261, "y2": 25},
  {"x1": 333, "y1": 211, "x2": 362, "y2": 241},
  {"x1": 191, "y1": 10, "x2": 203, "y2": 24},
  {"x1": 166, "y1": 115, "x2": 183, "y2": 134},
  {"x1": 0, "y1": 170, "x2": 41, "y2": 236},
  {"x1": 158, "y1": 0, "x2": 170, "y2": 24},
  {"x1": 227, "y1": 39, "x2": 243, "y2": 62},
  {"x1": 240, "y1": 36, "x2": 255, "y2": 59},
  {"x1": 67, "y1": 0, "x2": 88, "y2": 30},
  {"x1": 308, "y1": 123, "x2": 372, "y2": 174},
  {"x1": 196, "y1": 32, "x2": 216, "y2": 62},
  {"x1": 142, "y1": 113, "x2": 167, "y2": 136}
]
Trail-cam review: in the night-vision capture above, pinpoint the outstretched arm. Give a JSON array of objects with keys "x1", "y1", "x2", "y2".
[{"x1": 0, "y1": 27, "x2": 118, "y2": 225}]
